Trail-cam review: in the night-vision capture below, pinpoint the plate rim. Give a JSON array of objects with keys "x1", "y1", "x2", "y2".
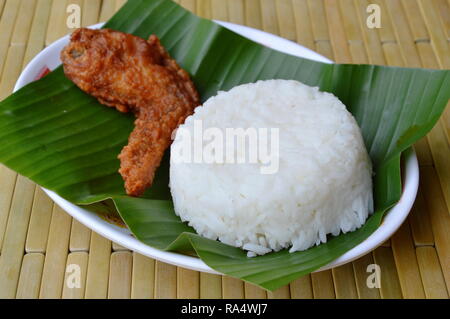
[{"x1": 13, "y1": 21, "x2": 419, "y2": 275}]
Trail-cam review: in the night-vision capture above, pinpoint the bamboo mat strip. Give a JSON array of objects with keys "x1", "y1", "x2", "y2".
[
  {"x1": 436, "y1": 0, "x2": 450, "y2": 39},
  {"x1": 0, "y1": 165, "x2": 17, "y2": 252},
  {"x1": 289, "y1": 275, "x2": 313, "y2": 299},
  {"x1": 68, "y1": 0, "x2": 83, "y2": 27},
  {"x1": 197, "y1": 0, "x2": 212, "y2": 19},
  {"x1": 0, "y1": 0, "x2": 448, "y2": 300},
  {"x1": 311, "y1": 270, "x2": 336, "y2": 299},
  {"x1": 0, "y1": 0, "x2": 5, "y2": 17},
  {"x1": 0, "y1": 0, "x2": 21, "y2": 76},
  {"x1": 82, "y1": 0, "x2": 101, "y2": 27},
  {"x1": 324, "y1": 0, "x2": 352, "y2": 63},
  {"x1": 244, "y1": 0, "x2": 262, "y2": 30},
  {"x1": 84, "y1": 232, "x2": 111, "y2": 299},
  {"x1": 222, "y1": 276, "x2": 245, "y2": 299},
  {"x1": 427, "y1": 123, "x2": 450, "y2": 213},
  {"x1": 384, "y1": 0, "x2": 422, "y2": 67},
  {"x1": 69, "y1": 219, "x2": 91, "y2": 252},
  {"x1": 401, "y1": 0, "x2": 430, "y2": 41},
  {"x1": 413, "y1": 137, "x2": 434, "y2": 166},
  {"x1": 418, "y1": 0, "x2": 450, "y2": 68},
  {"x1": 115, "y1": 0, "x2": 127, "y2": 12},
  {"x1": 0, "y1": 0, "x2": 36, "y2": 98},
  {"x1": 376, "y1": 3, "x2": 404, "y2": 66},
  {"x1": 314, "y1": 37, "x2": 334, "y2": 60},
  {"x1": 416, "y1": 247, "x2": 449, "y2": 299},
  {"x1": 267, "y1": 285, "x2": 291, "y2": 299},
  {"x1": 307, "y1": 0, "x2": 333, "y2": 59},
  {"x1": 409, "y1": 189, "x2": 435, "y2": 246},
  {"x1": 45, "y1": 0, "x2": 70, "y2": 46},
  {"x1": 339, "y1": 0, "x2": 368, "y2": 64},
  {"x1": 39, "y1": 205, "x2": 72, "y2": 299},
  {"x1": 244, "y1": 282, "x2": 267, "y2": 299},
  {"x1": 99, "y1": 0, "x2": 116, "y2": 22},
  {"x1": 177, "y1": 267, "x2": 200, "y2": 299},
  {"x1": 0, "y1": 45, "x2": 25, "y2": 99},
  {"x1": 25, "y1": 188, "x2": 53, "y2": 253},
  {"x1": 155, "y1": 261, "x2": 177, "y2": 299},
  {"x1": 22, "y1": 0, "x2": 52, "y2": 68},
  {"x1": 291, "y1": 0, "x2": 315, "y2": 50},
  {"x1": 16, "y1": 253, "x2": 45, "y2": 299},
  {"x1": 353, "y1": 0, "x2": 386, "y2": 64},
  {"x1": 307, "y1": 0, "x2": 329, "y2": 41},
  {"x1": 179, "y1": 0, "x2": 197, "y2": 15},
  {"x1": 339, "y1": 0, "x2": 362, "y2": 42},
  {"x1": 374, "y1": 0, "x2": 396, "y2": 43},
  {"x1": 444, "y1": 108, "x2": 450, "y2": 150},
  {"x1": 112, "y1": 241, "x2": 130, "y2": 251},
  {"x1": 372, "y1": 247, "x2": 403, "y2": 299},
  {"x1": 10, "y1": 0, "x2": 36, "y2": 46},
  {"x1": 62, "y1": 252, "x2": 89, "y2": 299},
  {"x1": 259, "y1": 0, "x2": 279, "y2": 35},
  {"x1": 131, "y1": 252, "x2": 155, "y2": 299},
  {"x1": 352, "y1": 253, "x2": 381, "y2": 298},
  {"x1": 108, "y1": 251, "x2": 132, "y2": 299},
  {"x1": 332, "y1": 263, "x2": 359, "y2": 299},
  {"x1": 420, "y1": 166, "x2": 450, "y2": 293},
  {"x1": 228, "y1": 0, "x2": 245, "y2": 24},
  {"x1": 275, "y1": 0, "x2": 297, "y2": 41},
  {"x1": 391, "y1": 223, "x2": 426, "y2": 298},
  {"x1": 0, "y1": 176, "x2": 35, "y2": 298},
  {"x1": 382, "y1": 42, "x2": 405, "y2": 66},
  {"x1": 199, "y1": 273, "x2": 222, "y2": 299}
]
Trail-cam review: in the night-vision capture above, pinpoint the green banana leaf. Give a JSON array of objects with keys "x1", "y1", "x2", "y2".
[{"x1": 0, "y1": 0, "x2": 449, "y2": 291}]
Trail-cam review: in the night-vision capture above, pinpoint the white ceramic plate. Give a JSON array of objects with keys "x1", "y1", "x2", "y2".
[{"x1": 14, "y1": 22, "x2": 419, "y2": 274}]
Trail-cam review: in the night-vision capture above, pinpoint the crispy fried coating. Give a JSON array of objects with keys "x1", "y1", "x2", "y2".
[{"x1": 61, "y1": 28, "x2": 200, "y2": 196}]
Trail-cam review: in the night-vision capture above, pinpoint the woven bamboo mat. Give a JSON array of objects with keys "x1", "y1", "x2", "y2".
[{"x1": 0, "y1": 0, "x2": 448, "y2": 299}]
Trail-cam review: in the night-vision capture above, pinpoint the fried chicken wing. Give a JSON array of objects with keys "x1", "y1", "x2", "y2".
[{"x1": 61, "y1": 28, "x2": 200, "y2": 196}]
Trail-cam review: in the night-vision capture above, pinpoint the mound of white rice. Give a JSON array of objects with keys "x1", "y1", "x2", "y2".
[{"x1": 169, "y1": 80, "x2": 373, "y2": 257}]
